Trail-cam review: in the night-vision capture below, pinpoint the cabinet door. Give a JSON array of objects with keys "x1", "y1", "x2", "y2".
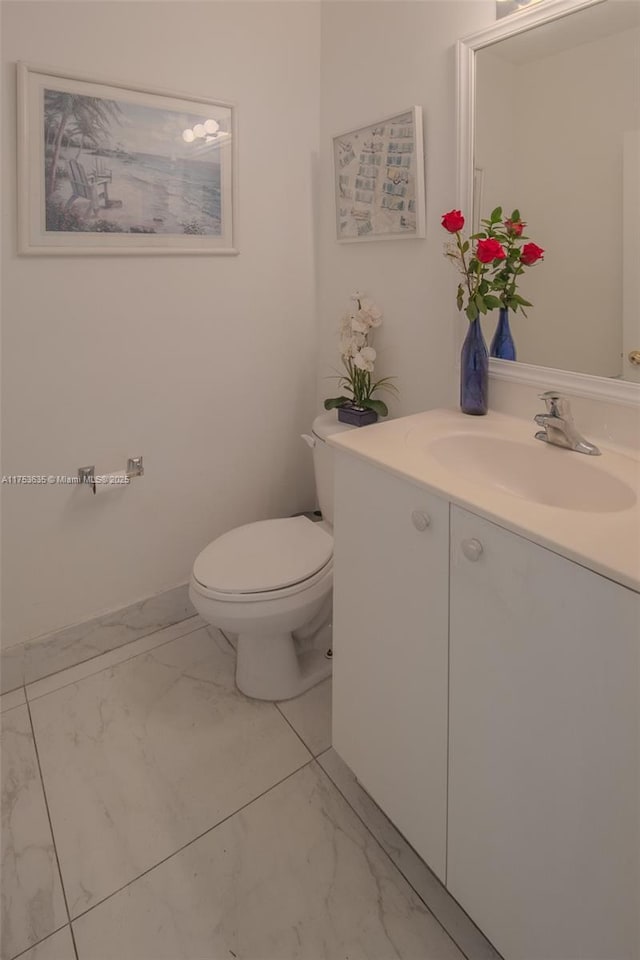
[
  {"x1": 332, "y1": 451, "x2": 449, "y2": 880},
  {"x1": 449, "y1": 506, "x2": 640, "y2": 960}
]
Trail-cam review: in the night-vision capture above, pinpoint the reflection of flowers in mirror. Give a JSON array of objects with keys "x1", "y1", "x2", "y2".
[{"x1": 182, "y1": 118, "x2": 220, "y2": 144}]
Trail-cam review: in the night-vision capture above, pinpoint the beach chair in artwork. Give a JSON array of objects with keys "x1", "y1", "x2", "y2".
[
  {"x1": 93, "y1": 157, "x2": 113, "y2": 183},
  {"x1": 66, "y1": 159, "x2": 112, "y2": 216}
]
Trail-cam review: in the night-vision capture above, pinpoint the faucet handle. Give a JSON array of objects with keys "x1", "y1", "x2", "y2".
[{"x1": 538, "y1": 391, "x2": 570, "y2": 418}]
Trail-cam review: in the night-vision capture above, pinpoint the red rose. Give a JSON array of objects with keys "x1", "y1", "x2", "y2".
[
  {"x1": 505, "y1": 218, "x2": 525, "y2": 237},
  {"x1": 441, "y1": 209, "x2": 465, "y2": 233},
  {"x1": 521, "y1": 242, "x2": 544, "y2": 266},
  {"x1": 476, "y1": 238, "x2": 506, "y2": 263}
]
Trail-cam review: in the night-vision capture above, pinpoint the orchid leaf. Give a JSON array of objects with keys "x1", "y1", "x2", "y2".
[{"x1": 363, "y1": 398, "x2": 389, "y2": 417}]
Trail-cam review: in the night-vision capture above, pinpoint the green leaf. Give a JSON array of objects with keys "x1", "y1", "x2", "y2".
[
  {"x1": 461, "y1": 240, "x2": 469, "y2": 254},
  {"x1": 371, "y1": 376, "x2": 399, "y2": 396},
  {"x1": 508, "y1": 300, "x2": 529, "y2": 318},
  {"x1": 474, "y1": 293, "x2": 488, "y2": 315},
  {"x1": 511, "y1": 208, "x2": 520, "y2": 221},
  {"x1": 484, "y1": 295, "x2": 502, "y2": 309},
  {"x1": 466, "y1": 302, "x2": 479, "y2": 321},
  {"x1": 363, "y1": 398, "x2": 389, "y2": 417},
  {"x1": 456, "y1": 283, "x2": 464, "y2": 311},
  {"x1": 323, "y1": 396, "x2": 350, "y2": 410},
  {"x1": 490, "y1": 206, "x2": 503, "y2": 223}
]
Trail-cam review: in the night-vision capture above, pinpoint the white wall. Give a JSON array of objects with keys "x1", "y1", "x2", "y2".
[
  {"x1": 316, "y1": 1, "x2": 495, "y2": 420},
  {"x1": 1, "y1": 1, "x2": 321, "y2": 648}
]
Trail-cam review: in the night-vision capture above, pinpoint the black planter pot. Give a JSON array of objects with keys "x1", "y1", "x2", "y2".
[{"x1": 337, "y1": 405, "x2": 378, "y2": 427}]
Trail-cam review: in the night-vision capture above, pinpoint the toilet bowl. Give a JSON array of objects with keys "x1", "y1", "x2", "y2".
[{"x1": 189, "y1": 413, "x2": 354, "y2": 701}]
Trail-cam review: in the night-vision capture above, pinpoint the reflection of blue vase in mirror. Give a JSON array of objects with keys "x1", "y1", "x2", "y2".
[
  {"x1": 490, "y1": 306, "x2": 516, "y2": 361},
  {"x1": 460, "y1": 317, "x2": 488, "y2": 416}
]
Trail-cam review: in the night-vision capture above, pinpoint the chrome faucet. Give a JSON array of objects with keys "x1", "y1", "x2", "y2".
[{"x1": 534, "y1": 392, "x2": 601, "y2": 456}]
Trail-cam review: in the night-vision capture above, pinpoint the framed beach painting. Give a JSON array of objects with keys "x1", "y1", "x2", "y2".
[
  {"x1": 333, "y1": 107, "x2": 425, "y2": 242},
  {"x1": 17, "y1": 63, "x2": 237, "y2": 255}
]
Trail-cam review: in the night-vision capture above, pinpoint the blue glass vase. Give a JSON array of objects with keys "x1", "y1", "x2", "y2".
[
  {"x1": 490, "y1": 307, "x2": 516, "y2": 361},
  {"x1": 460, "y1": 317, "x2": 488, "y2": 416}
]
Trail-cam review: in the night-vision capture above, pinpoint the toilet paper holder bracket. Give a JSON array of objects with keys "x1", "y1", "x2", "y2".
[{"x1": 78, "y1": 456, "x2": 144, "y2": 494}]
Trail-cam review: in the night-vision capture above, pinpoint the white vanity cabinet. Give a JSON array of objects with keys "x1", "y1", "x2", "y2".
[
  {"x1": 448, "y1": 506, "x2": 640, "y2": 960},
  {"x1": 332, "y1": 449, "x2": 640, "y2": 959},
  {"x1": 332, "y1": 450, "x2": 450, "y2": 880}
]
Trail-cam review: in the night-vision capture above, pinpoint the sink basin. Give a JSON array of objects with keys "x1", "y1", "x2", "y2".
[{"x1": 424, "y1": 434, "x2": 637, "y2": 513}]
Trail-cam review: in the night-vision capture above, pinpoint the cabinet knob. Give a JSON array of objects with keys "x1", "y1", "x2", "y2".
[
  {"x1": 411, "y1": 510, "x2": 431, "y2": 532},
  {"x1": 461, "y1": 538, "x2": 483, "y2": 562}
]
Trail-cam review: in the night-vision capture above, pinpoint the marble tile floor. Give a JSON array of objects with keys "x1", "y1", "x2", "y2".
[
  {"x1": 1, "y1": 585, "x2": 197, "y2": 695},
  {"x1": 1, "y1": 617, "x2": 500, "y2": 960}
]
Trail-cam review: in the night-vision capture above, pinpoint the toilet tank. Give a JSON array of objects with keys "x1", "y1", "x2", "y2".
[{"x1": 310, "y1": 413, "x2": 355, "y2": 527}]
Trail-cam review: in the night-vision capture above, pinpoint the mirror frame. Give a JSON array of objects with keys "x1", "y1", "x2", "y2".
[{"x1": 457, "y1": 0, "x2": 640, "y2": 407}]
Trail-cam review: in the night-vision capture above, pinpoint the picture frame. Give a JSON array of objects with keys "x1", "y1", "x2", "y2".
[
  {"x1": 333, "y1": 107, "x2": 425, "y2": 242},
  {"x1": 17, "y1": 63, "x2": 237, "y2": 256}
]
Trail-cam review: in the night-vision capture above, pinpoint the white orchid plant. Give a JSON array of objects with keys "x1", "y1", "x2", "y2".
[{"x1": 324, "y1": 293, "x2": 397, "y2": 418}]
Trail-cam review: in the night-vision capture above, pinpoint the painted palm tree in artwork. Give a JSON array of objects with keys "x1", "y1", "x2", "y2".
[{"x1": 45, "y1": 90, "x2": 122, "y2": 197}]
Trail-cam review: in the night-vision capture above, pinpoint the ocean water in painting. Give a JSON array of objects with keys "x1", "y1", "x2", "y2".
[{"x1": 44, "y1": 90, "x2": 227, "y2": 236}]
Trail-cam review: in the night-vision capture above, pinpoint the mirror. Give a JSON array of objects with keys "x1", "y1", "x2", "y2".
[{"x1": 459, "y1": 0, "x2": 640, "y2": 390}]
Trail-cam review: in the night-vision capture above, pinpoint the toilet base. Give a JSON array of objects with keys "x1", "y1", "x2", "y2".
[{"x1": 236, "y1": 624, "x2": 332, "y2": 701}]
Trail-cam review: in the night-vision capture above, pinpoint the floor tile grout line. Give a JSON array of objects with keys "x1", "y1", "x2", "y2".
[
  {"x1": 2, "y1": 615, "x2": 200, "y2": 701},
  {"x1": 25, "y1": 619, "x2": 205, "y2": 705},
  {"x1": 319, "y1": 749, "x2": 501, "y2": 960},
  {"x1": 69, "y1": 756, "x2": 316, "y2": 926},
  {"x1": 0, "y1": 684, "x2": 27, "y2": 716},
  {"x1": 190, "y1": 629, "x2": 323, "y2": 757},
  {"x1": 330, "y1": 751, "x2": 501, "y2": 959},
  {"x1": 221, "y1": 631, "x2": 322, "y2": 760},
  {"x1": 11, "y1": 614, "x2": 202, "y2": 700},
  {"x1": 26, "y1": 615, "x2": 203, "y2": 692},
  {"x1": 0, "y1": 684, "x2": 26, "y2": 701},
  {"x1": 312, "y1": 755, "x2": 486, "y2": 960},
  {"x1": 274, "y1": 701, "x2": 319, "y2": 759},
  {"x1": 24, "y1": 698, "x2": 80, "y2": 960},
  {"x1": 219, "y1": 629, "x2": 236, "y2": 652},
  {"x1": 8, "y1": 923, "x2": 71, "y2": 960}
]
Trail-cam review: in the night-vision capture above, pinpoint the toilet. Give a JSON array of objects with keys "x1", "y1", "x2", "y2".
[{"x1": 188, "y1": 413, "x2": 354, "y2": 701}]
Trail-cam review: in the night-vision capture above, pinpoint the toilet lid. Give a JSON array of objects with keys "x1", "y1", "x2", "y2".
[{"x1": 193, "y1": 516, "x2": 333, "y2": 595}]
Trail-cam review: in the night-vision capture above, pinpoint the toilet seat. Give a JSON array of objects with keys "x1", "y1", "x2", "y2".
[
  {"x1": 191, "y1": 558, "x2": 333, "y2": 604},
  {"x1": 192, "y1": 516, "x2": 333, "y2": 600}
]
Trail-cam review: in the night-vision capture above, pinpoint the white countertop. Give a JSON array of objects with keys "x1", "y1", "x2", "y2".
[{"x1": 328, "y1": 408, "x2": 640, "y2": 593}]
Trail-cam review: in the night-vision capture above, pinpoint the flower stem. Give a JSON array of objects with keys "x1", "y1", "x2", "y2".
[{"x1": 456, "y1": 232, "x2": 473, "y2": 299}]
